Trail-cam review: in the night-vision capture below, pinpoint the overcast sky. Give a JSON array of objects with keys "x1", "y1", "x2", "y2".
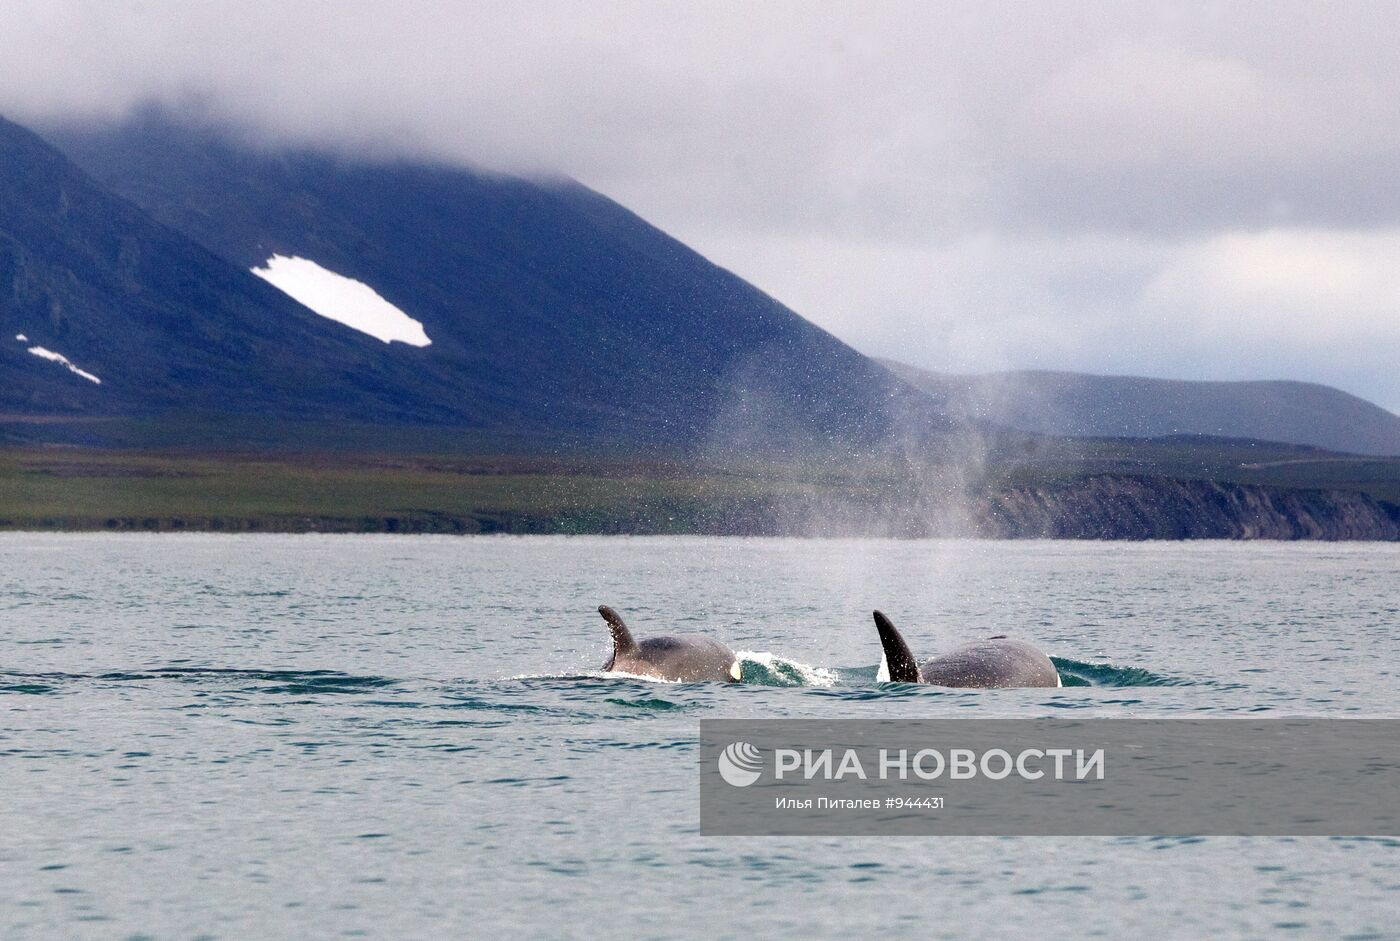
[{"x1": 4, "y1": 1, "x2": 1400, "y2": 410}]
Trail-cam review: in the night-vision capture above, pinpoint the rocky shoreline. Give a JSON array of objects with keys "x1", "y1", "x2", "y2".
[{"x1": 978, "y1": 474, "x2": 1400, "y2": 540}]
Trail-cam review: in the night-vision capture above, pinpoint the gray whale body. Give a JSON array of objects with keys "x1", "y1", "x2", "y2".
[
  {"x1": 874, "y1": 610, "x2": 1060, "y2": 688},
  {"x1": 598, "y1": 605, "x2": 741, "y2": 683}
]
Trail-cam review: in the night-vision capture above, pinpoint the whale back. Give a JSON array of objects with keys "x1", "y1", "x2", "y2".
[
  {"x1": 625, "y1": 635, "x2": 740, "y2": 682},
  {"x1": 597, "y1": 606, "x2": 741, "y2": 682},
  {"x1": 920, "y1": 639, "x2": 1060, "y2": 688},
  {"x1": 873, "y1": 611, "x2": 1060, "y2": 688}
]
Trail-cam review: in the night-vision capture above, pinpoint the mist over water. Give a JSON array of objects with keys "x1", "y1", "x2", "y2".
[{"x1": 2, "y1": 534, "x2": 1398, "y2": 938}]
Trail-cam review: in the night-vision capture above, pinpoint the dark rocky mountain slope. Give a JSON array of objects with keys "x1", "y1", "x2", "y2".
[
  {"x1": 0, "y1": 115, "x2": 472, "y2": 426},
  {"x1": 40, "y1": 113, "x2": 946, "y2": 454}
]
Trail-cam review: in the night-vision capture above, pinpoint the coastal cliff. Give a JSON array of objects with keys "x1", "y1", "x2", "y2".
[{"x1": 978, "y1": 475, "x2": 1400, "y2": 540}]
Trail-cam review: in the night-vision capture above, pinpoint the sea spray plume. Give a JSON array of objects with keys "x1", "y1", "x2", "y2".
[
  {"x1": 597, "y1": 605, "x2": 742, "y2": 683},
  {"x1": 698, "y1": 346, "x2": 985, "y2": 536},
  {"x1": 875, "y1": 364, "x2": 1083, "y2": 539}
]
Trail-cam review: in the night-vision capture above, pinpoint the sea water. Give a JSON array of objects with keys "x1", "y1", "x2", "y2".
[{"x1": 2, "y1": 534, "x2": 1397, "y2": 938}]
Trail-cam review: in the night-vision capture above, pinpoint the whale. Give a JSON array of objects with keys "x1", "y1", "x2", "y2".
[
  {"x1": 873, "y1": 610, "x2": 1061, "y2": 688},
  {"x1": 597, "y1": 605, "x2": 742, "y2": 683}
]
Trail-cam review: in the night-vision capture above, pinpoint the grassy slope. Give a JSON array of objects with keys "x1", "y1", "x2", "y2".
[
  {"x1": 0, "y1": 449, "x2": 816, "y2": 533},
  {"x1": 4, "y1": 439, "x2": 1399, "y2": 534}
]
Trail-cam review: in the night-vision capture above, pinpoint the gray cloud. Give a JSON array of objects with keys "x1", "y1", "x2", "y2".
[{"x1": 3, "y1": 0, "x2": 1400, "y2": 409}]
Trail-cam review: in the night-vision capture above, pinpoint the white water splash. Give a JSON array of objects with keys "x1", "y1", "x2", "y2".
[
  {"x1": 735, "y1": 650, "x2": 838, "y2": 687},
  {"x1": 509, "y1": 669, "x2": 684, "y2": 684},
  {"x1": 512, "y1": 658, "x2": 838, "y2": 687}
]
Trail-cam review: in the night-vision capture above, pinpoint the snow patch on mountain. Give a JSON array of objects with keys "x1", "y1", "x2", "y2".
[
  {"x1": 250, "y1": 254, "x2": 431, "y2": 347},
  {"x1": 28, "y1": 346, "x2": 102, "y2": 384}
]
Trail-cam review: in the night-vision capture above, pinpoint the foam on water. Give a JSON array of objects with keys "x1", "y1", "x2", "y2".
[
  {"x1": 510, "y1": 656, "x2": 836, "y2": 688},
  {"x1": 509, "y1": 669, "x2": 686, "y2": 684},
  {"x1": 736, "y1": 650, "x2": 838, "y2": 687}
]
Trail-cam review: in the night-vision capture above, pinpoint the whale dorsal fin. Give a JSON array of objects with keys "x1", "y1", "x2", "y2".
[
  {"x1": 598, "y1": 605, "x2": 638, "y2": 666},
  {"x1": 874, "y1": 611, "x2": 924, "y2": 683}
]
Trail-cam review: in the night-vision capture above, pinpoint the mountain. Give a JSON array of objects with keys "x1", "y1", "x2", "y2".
[
  {"x1": 33, "y1": 112, "x2": 947, "y2": 454},
  {"x1": 882, "y1": 361, "x2": 1400, "y2": 457},
  {"x1": 0, "y1": 114, "x2": 485, "y2": 428},
  {"x1": 5, "y1": 112, "x2": 1397, "y2": 539}
]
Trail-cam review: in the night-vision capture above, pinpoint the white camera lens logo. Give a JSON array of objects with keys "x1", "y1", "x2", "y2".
[{"x1": 717, "y1": 741, "x2": 763, "y2": 787}]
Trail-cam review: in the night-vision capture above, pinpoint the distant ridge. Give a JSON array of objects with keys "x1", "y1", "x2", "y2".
[{"x1": 882, "y1": 360, "x2": 1400, "y2": 457}]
